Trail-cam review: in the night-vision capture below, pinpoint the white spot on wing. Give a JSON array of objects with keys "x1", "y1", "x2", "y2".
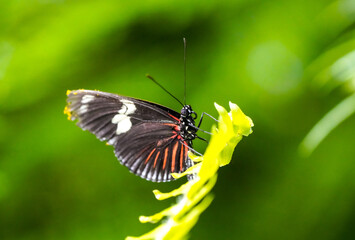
[
  {"x1": 147, "y1": 171, "x2": 152, "y2": 180},
  {"x1": 142, "y1": 163, "x2": 150, "y2": 178},
  {"x1": 111, "y1": 99, "x2": 137, "y2": 135},
  {"x1": 118, "y1": 99, "x2": 136, "y2": 114},
  {"x1": 79, "y1": 104, "x2": 88, "y2": 114},
  {"x1": 116, "y1": 117, "x2": 132, "y2": 135},
  {"x1": 130, "y1": 155, "x2": 141, "y2": 172},
  {"x1": 107, "y1": 137, "x2": 117, "y2": 145},
  {"x1": 112, "y1": 114, "x2": 127, "y2": 123},
  {"x1": 81, "y1": 95, "x2": 95, "y2": 104}
]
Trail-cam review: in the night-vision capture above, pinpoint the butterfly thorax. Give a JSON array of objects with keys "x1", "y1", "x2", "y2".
[{"x1": 179, "y1": 105, "x2": 197, "y2": 145}]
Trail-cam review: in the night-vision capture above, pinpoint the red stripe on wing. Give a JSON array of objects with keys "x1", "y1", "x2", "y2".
[
  {"x1": 179, "y1": 143, "x2": 184, "y2": 172},
  {"x1": 168, "y1": 113, "x2": 180, "y2": 122},
  {"x1": 162, "y1": 147, "x2": 169, "y2": 170},
  {"x1": 163, "y1": 123, "x2": 180, "y2": 132},
  {"x1": 171, "y1": 141, "x2": 179, "y2": 172},
  {"x1": 145, "y1": 148, "x2": 156, "y2": 164}
]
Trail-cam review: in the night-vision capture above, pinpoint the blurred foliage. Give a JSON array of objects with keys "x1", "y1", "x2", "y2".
[{"x1": 0, "y1": 0, "x2": 355, "y2": 240}]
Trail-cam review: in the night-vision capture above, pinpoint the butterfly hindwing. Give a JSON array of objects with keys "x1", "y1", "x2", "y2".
[
  {"x1": 113, "y1": 121, "x2": 190, "y2": 182},
  {"x1": 65, "y1": 89, "x2": 191, "y2": 182}
]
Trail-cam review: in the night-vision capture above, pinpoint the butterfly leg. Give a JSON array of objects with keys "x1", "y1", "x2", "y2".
[
  {"x1": 197, "y1": 112, "x2": 218, "y2": 129},
  {"x1": 196, "y1": 135, "x2": 208, "y2": 143},
  {"x1": 190, "y1": 112, "x2": 217, "y2": 136}
]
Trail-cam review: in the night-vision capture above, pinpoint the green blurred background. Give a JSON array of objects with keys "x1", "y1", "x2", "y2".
[{"x1": 1, "y1": 0, "x2": 355, "y2": 239}]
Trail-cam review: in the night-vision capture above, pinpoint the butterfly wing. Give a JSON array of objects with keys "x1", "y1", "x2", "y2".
[
  {"x1": 65, "y1": 89, "x2": 191, "y2": 182},
  {"x1": 113, "y1": 121, "x2": 191, "y2": 182}
]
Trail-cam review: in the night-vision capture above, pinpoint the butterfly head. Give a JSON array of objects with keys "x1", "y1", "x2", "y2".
[{"x1": 180, "y1": 105, "x2": 197, "y2": 119}]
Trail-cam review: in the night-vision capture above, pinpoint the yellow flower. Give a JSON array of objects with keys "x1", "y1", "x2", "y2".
[{"x1": 126, "y1": 102, "x2": 253, "y2": 240}]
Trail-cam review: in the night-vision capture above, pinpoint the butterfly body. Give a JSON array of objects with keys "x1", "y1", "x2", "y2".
[
  {"x1": 65, "y1": 89, "x2": 197, "y2": 182},
  {"x1": 179, "y1": 105, "x2": 198, "y2": 144}
]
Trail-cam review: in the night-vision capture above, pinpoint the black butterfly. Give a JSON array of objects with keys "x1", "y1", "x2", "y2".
[{"x1": 65, "y1": 89, "x2": 201, "y2": 182}]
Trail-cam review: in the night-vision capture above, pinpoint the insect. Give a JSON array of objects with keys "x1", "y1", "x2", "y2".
[
  {"x1": 64, "y1": 87, "x2": 209, "y2": 182},
  {"x1": 64, "y1": 39, "x2": 213, "y2": 182}
]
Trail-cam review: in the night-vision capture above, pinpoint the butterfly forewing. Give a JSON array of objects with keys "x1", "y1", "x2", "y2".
[{"x1": 66, "y1": 89, "x2": 191, "y2": 182}]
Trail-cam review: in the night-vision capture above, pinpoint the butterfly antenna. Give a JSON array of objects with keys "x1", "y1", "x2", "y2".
[
  {"x1": 183, "y1": 37, "x2": 187, "y2": 105},
  {"x1": 146, "y1": 74, "x2": 184, "y2": 107}
]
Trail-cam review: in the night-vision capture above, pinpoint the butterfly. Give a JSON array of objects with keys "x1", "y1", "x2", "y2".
[{"x1": 65, "y1": 89, "x2": 202, "y2": 182}]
